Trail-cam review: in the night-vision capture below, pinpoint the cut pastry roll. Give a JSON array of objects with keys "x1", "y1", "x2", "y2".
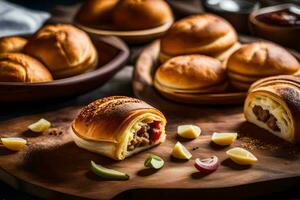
[
  {"x1": 244, "y1": 75, "x2": 300, "y2": 143},
  {"x1": 71, "y1": 96, "x2": 167, "y2": 160}
]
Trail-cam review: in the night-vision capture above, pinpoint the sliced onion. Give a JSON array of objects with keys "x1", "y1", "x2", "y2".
[{"x1": 194, "y1": 156, "x2": 219, "y2": 173}]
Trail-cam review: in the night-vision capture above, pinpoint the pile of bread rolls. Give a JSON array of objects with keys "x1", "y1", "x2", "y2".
[
  {"x1": 154, "y1": 14, "x2": 300, "y2": 98},
  {"x1": 75, "y1": 0, "x2": 173, "y2": 31},
  {"x1": 0, "y1": 24, "x2": 98, "y2": 83}
]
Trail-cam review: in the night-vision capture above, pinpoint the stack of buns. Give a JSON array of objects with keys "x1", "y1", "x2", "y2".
[
  {"x1": 0, "y1": 24, "x2": 98, "y2": 83},
  {"x1": 227, "y1": 42, "x2": 300, "y2": 90},
  {"x1": 75, "y1": 0, "x2": 173, "y2": 31},
  {"x1": 154, "y1": 13, "x2": 300, "y2": 101}
]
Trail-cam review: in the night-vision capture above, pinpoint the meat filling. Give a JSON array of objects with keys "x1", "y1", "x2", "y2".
[
  {"x1": 127, "y1": 121, "x2": 161, "y2": 151},
  {"x1": 252, "y1": 105, "x2": 280, "y2": 131}
]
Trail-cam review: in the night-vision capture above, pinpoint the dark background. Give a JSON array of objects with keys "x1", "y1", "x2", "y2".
[{"x1": 1, "y1": 0, "x2": 300, "y2": 199}]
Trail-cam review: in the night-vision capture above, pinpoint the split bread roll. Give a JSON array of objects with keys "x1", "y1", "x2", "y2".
[
  {"x1": 159, "y1": 14, "x2": 238, "y2": 63},
  {"x1": 0, "y1": 36, "x2": 27, "y2": 53},
  {"x1": 154, "y1": 55, "x2": 228, "y2": 96},
  {"x1": 0, "y1": 53, "x2": 53, "y2": 82},
  {"x1": 244, "y1": 75, "x2": 300, "y2": 143},
  {"x1": 24, "y1": 24, "x2": 98, "y2": 79},
  {"x1": 112, "y1": 0, "x2": 173, "y2": 30},
  {"x1": 71, "y1": 96, "x2": 167, "y2": 160},
  {"x1": 227, "y1": 42, "x2": 300, "y2": 90}
]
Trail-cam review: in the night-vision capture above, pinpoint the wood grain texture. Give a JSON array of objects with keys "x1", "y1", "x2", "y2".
[{"x1": 0, "y1": 98, "x2": 300, "y2": 199}]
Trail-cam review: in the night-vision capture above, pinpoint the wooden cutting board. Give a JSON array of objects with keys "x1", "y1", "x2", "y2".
[{"x1": 0, "y1": 100, "x2": 300, "y2": 199}]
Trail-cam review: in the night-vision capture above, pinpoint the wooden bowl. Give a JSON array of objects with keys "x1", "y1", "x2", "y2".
[
  {"x1": 76, "y1": 20, "x2": 174, "y2": 44},
  {"x1": 0, "y1": 35, "x2": 129, "y2": 103},
  {"x1": 133, "y1": 40, "x2": 246, "y2": 105},
  {"x1": 249, "y1": 3, "x2": 300, "y2": 50},
  {"x1": 133, "y1": 35, "x2": 300, "y2": 105}
]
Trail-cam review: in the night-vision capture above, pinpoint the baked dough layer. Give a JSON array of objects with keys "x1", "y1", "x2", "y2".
[
  {"x1": 72, "y1": 96, "x2": 167, "y2": 160},
  {"x1": 244, "y1": 75, "x2": 300, "y2": 143}
]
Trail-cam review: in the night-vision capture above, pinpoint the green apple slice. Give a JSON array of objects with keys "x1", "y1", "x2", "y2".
[
  {"x1": 144, "y1": 155, "x2": 164, "y2": 169},
  {"x1": 90, "y1": 161, "x2": 129, "y2": 180}
]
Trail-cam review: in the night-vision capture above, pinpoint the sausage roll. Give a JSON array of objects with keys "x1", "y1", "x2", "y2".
[
  {"x1": 244, "y1": 75, "x2": 300, "y2": 143},
  {"x1": 71, "y1": 96, "x2": 167, "y2": 160}
]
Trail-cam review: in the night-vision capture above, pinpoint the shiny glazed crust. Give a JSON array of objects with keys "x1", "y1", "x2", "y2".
[
  {"x1": 228, "y1": 42, "x2": 300, "y2": 90},
  {"x1": 71, "y1": 96, "x2": 167, "y2": 160},
  {"x1": 244, "y1": 75, "x2": 300, "y2": 143},
  {"x1": 154, "y1": 55, "x2": 227, "y2": 92},
  {"x1": 160, "y1": 14, "x2": 237, "y2": 58},
  {"x1": 24, "y1": 24, "x2": 98, "y2": 79},
  {"x1": 75, "y1": 0, "x2": 119, "y2": 24},
  {"x1": 0, "y1": 36, "x2": 27, "y2": 53},
  {"x1": 112, "y1": 0, "x2": 173, "y2": 30},
  {"x1": 0, "y1": 53, "x2": 53, "y2": 82}
]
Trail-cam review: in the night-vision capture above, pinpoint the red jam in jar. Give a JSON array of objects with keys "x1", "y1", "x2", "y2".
[{"x1": 256, "y1": 7, "x2": 300, "y2": 27}]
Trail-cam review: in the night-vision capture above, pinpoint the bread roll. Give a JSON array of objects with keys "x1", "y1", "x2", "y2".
[
  {"x1": 75, "y1": 0, "x2": 119, "y2": 25},
  {"x1": 244, "y1": 75, "x2": 300, "y2": 143},
  {"x1": 159, "y1": 14, "x2": 238, "y2": 63},
  {"x1": 71, "y1": 96, "x2": 167, "y2": 160},
  {"x1": 154, "y1": 55, "x2": 227, "y2": 95},
  {"x1": 24, "y1": 24, "x2": 98, "y2": 79},
  {"x1": 112, "y1": 0, "x2": 173, "y2": 30},
  {"x1": 0, "y1": 53, "x2": 53, "y2": 82},
  {"x1": 0, "y1": 36, "x2": 27, "y2": 53},
  {"x1": 227, "y1": 42, "x2": 300, "y2": 90}
]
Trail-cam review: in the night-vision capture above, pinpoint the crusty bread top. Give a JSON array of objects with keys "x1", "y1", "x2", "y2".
[
  {"x1": 155, "y1": 54, "x2": 226, "y2": 90},
  {"x1": 112, "y1": 0, "x2": 173, "y2": 30},
  {"x1": 160, "y1": 14, "x2": 237, "y2": 56},
  {"x1": 227, "y1": 42, "x2": 300, "y2": 76},
  {"x1": 0, "y1": 53, "x2": 53, "y2": 82}
]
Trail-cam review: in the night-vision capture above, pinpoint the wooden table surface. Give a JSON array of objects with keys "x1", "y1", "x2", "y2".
[{"x1": 2, "y1": 1, "x2": 300, "y2": 199}]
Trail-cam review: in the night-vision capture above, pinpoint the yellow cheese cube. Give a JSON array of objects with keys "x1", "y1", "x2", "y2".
[
  {"x1": 177, "y1": 125, "x2": 201, "y2": 139},
  {"x1": 1, "y1": 137, "x2": 27, "y2": 151},
  {"x1": 211, "y1": 132, "x2": 237, "y2": 146},
  {"x1": 171, "y1": 142, "x2": 192, "y2": 160},
  {"x1": 28, "y1": 118, "x2": 51, "y2": 132}
]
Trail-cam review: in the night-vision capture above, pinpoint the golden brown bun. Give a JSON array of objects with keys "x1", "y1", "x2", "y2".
[
  {"x1": 227, "y1": 42, "x2": 300, "y2": 90},
  {"x1": 0, "y1": 53, "x2": 53, "y2": 82},
  {"x1": 24, "y1": 24, "x2": 98, "y2": 79},
  {"x1": 72, "y1": 96, "x2": 167, "y2": 160},
  {"x1": 75, "y1": 0, "x2": 119, "y2": 25},
  {"x1": 244, "y1": 75, "x2": 300, "y2": 143},
  {"x1": 112, "y1": 0, "x2": 173, "y2": 30},
  {"x1": 160, "y1": 14, "x2": 237, "y2": 62},
  {"x1": 154, "y1": 55, "x2": 227, "y2": 94},
  {"x1": 0, "y1": 36, "x2": 27, "y2": 53}
]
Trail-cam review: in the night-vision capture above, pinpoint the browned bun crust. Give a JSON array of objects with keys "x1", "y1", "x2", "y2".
[
  {"x1": 160, "y1": 14, "x2": 237, "y2": 61},
  {"x1": 0, "y1": 36, "x2": 27, "y2": 53},
  {"x1": 154, "y1": 55, "x2": 227, "y2": 93},
  {"x1": 75, "y1": 0, "x2": 119, "y2": 25},
  {"x1": 72, "y1": 96, "x2": 166, "y2": 142},
  {"x1": 24, "y1": 24, "x2": 98, "y2": 79},
  {"x1": 112, "y1": 0, "x2": 173, "y2": 30},
  {"x1": 0, "y1": 53, "x2": 53, "y2": 82},
  {"x1": 244, "y1": 75, "x2": 300, "y2": 143},
  {"x1": 227, "y1": 42, "x2": 300, "y2": 90}
]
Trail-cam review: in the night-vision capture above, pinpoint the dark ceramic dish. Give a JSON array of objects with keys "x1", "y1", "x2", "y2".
[
  {"x1": 249, "y1": 3, "x2": 300, "y2": 50},
  {"x1": 202, "y1": 0, "x2": 260, "y2": 33},
  {"x1": 0, "y1": 35, "x2": 129, "y2": 103}
]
